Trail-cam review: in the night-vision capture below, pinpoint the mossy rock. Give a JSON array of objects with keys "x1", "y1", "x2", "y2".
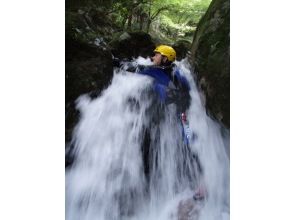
[
  {"x1": 172, "y1": 40, "x2": 192, "y2": 61},
  {"x1": 190, "y1": 0, "x2": 230, "y2": 128}
]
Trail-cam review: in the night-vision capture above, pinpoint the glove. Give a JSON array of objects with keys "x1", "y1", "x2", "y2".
[{"x1": 113, "y1": 57, "x2": 121, "y2": 67}]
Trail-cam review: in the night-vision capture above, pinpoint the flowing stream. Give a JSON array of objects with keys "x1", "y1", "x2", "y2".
[{"x1": 66, "y1": 58, "x2": 229, "y2": 220}]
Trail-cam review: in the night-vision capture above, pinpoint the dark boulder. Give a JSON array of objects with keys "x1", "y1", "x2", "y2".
[
  {"x1": 109, "y1": 31, "x2": 156, "y2": 60},
  {"x1": 65, "y1": 37, "x2": 113, "y2": 145},
  {"x1": 190, "y1": 0, "x2": 230, "y2": 128},
  {"x1": 172, "y1": 40, "x2": 191, "y2": 61}
]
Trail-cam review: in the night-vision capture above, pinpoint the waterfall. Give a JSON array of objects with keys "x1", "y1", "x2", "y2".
[{"x1": 66, "y1": 58, "x2": 229, "y2": 220}]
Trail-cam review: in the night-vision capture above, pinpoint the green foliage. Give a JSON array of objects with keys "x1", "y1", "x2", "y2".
[
  {"x1": 66, "y1": 0, "x2": 212, "y2": 43},
  {"x1": 149, "y1": 0, "x2": 212, "y2": 41}
]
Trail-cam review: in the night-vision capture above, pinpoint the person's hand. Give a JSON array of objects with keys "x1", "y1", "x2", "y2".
[{"x1": 112, "y1": 57, "x2": 121, "y2": 67}]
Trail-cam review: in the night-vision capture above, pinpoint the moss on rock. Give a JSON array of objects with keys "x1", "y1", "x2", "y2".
[
  {"x1": 172, "y1": 40, "x2": 192, "y2": 61},
  {"x1": 190, "y1": 0, "x2": 230, "y2": 128}
]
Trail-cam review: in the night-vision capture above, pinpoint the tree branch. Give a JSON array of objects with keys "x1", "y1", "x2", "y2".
[{"x1": 151, "y1": 6, "x2": 169, "y2": 20}]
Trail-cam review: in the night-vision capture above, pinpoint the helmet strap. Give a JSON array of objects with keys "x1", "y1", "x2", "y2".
[{"x1": 160, "y1": 56, "x2": 169, "y2": 66}]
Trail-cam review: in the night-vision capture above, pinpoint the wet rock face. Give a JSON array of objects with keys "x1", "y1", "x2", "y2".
[
  {"x1": 190, "y1": 0, "x2": 230, "y2": 128},
  {"x1": 110, "y1": 31, "x2": 156, "y2": 60},
  {"x1": 177, "y1": 197, "x2": 202, "y2": 220},
  {"x1": 172, "y1": 40, "x2": 191, "y2": 61},
  {"x1": 65, "y1": 38, "x2": 113, "y2": 143}
]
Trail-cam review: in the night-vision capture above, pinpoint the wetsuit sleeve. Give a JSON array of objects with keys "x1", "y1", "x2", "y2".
[
  {"x1": 122, "y1": 63, "x2": 148, "y2": 73},
  {"x1": 138, "y1": 66, "x2": 156, "y2": 77},
  {"x1": 165, "y1": 69, "x2": 191, "y2": 112},
  {"x1": 113, "y1": 57, "x2": 148, "y2": 73}
]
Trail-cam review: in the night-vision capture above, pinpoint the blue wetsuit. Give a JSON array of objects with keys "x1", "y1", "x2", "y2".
[
  {"x1": 138, "y1": 65, "x2": 191, "y2": 112},
  {"x1": 114, "y1": 61, "x2": 202, "y2": 181},
  {"x1": 114, "y1": 59, "x2": 191, "y2": 112}
]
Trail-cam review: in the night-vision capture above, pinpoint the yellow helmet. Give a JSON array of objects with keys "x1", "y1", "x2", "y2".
[{"x1": 153, "y1": 45, "x2": 176, "y2": 62}]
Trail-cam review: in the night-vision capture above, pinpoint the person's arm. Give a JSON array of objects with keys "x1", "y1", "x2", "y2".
[
  {"x1": 113, "y1": 57, "x2": 149, "y2": 73},
  {"x1": 164, "y1": 69, "x2": 191, "y2": 112}
]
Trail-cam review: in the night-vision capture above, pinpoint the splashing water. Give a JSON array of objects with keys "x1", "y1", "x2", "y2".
[{"x1": 66, "y1": 58, "x2": 229, "y2": 220}]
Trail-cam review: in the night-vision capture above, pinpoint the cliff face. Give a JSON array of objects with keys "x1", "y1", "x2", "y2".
[{"x1": 190, "y1": 0, "x2": 230, "y2": 128}]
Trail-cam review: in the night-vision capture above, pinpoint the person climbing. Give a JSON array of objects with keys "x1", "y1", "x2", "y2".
[
  {"x1": 114, "y1": 45, "x2": 206, "y2": 204},
  {"x1": 113, "y1": 45, "x2": 191, "y2": 113}
]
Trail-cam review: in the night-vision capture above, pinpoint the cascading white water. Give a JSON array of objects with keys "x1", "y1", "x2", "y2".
[{"x1": 66, "y1": 58, "x2": 229, "y2": 220}]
